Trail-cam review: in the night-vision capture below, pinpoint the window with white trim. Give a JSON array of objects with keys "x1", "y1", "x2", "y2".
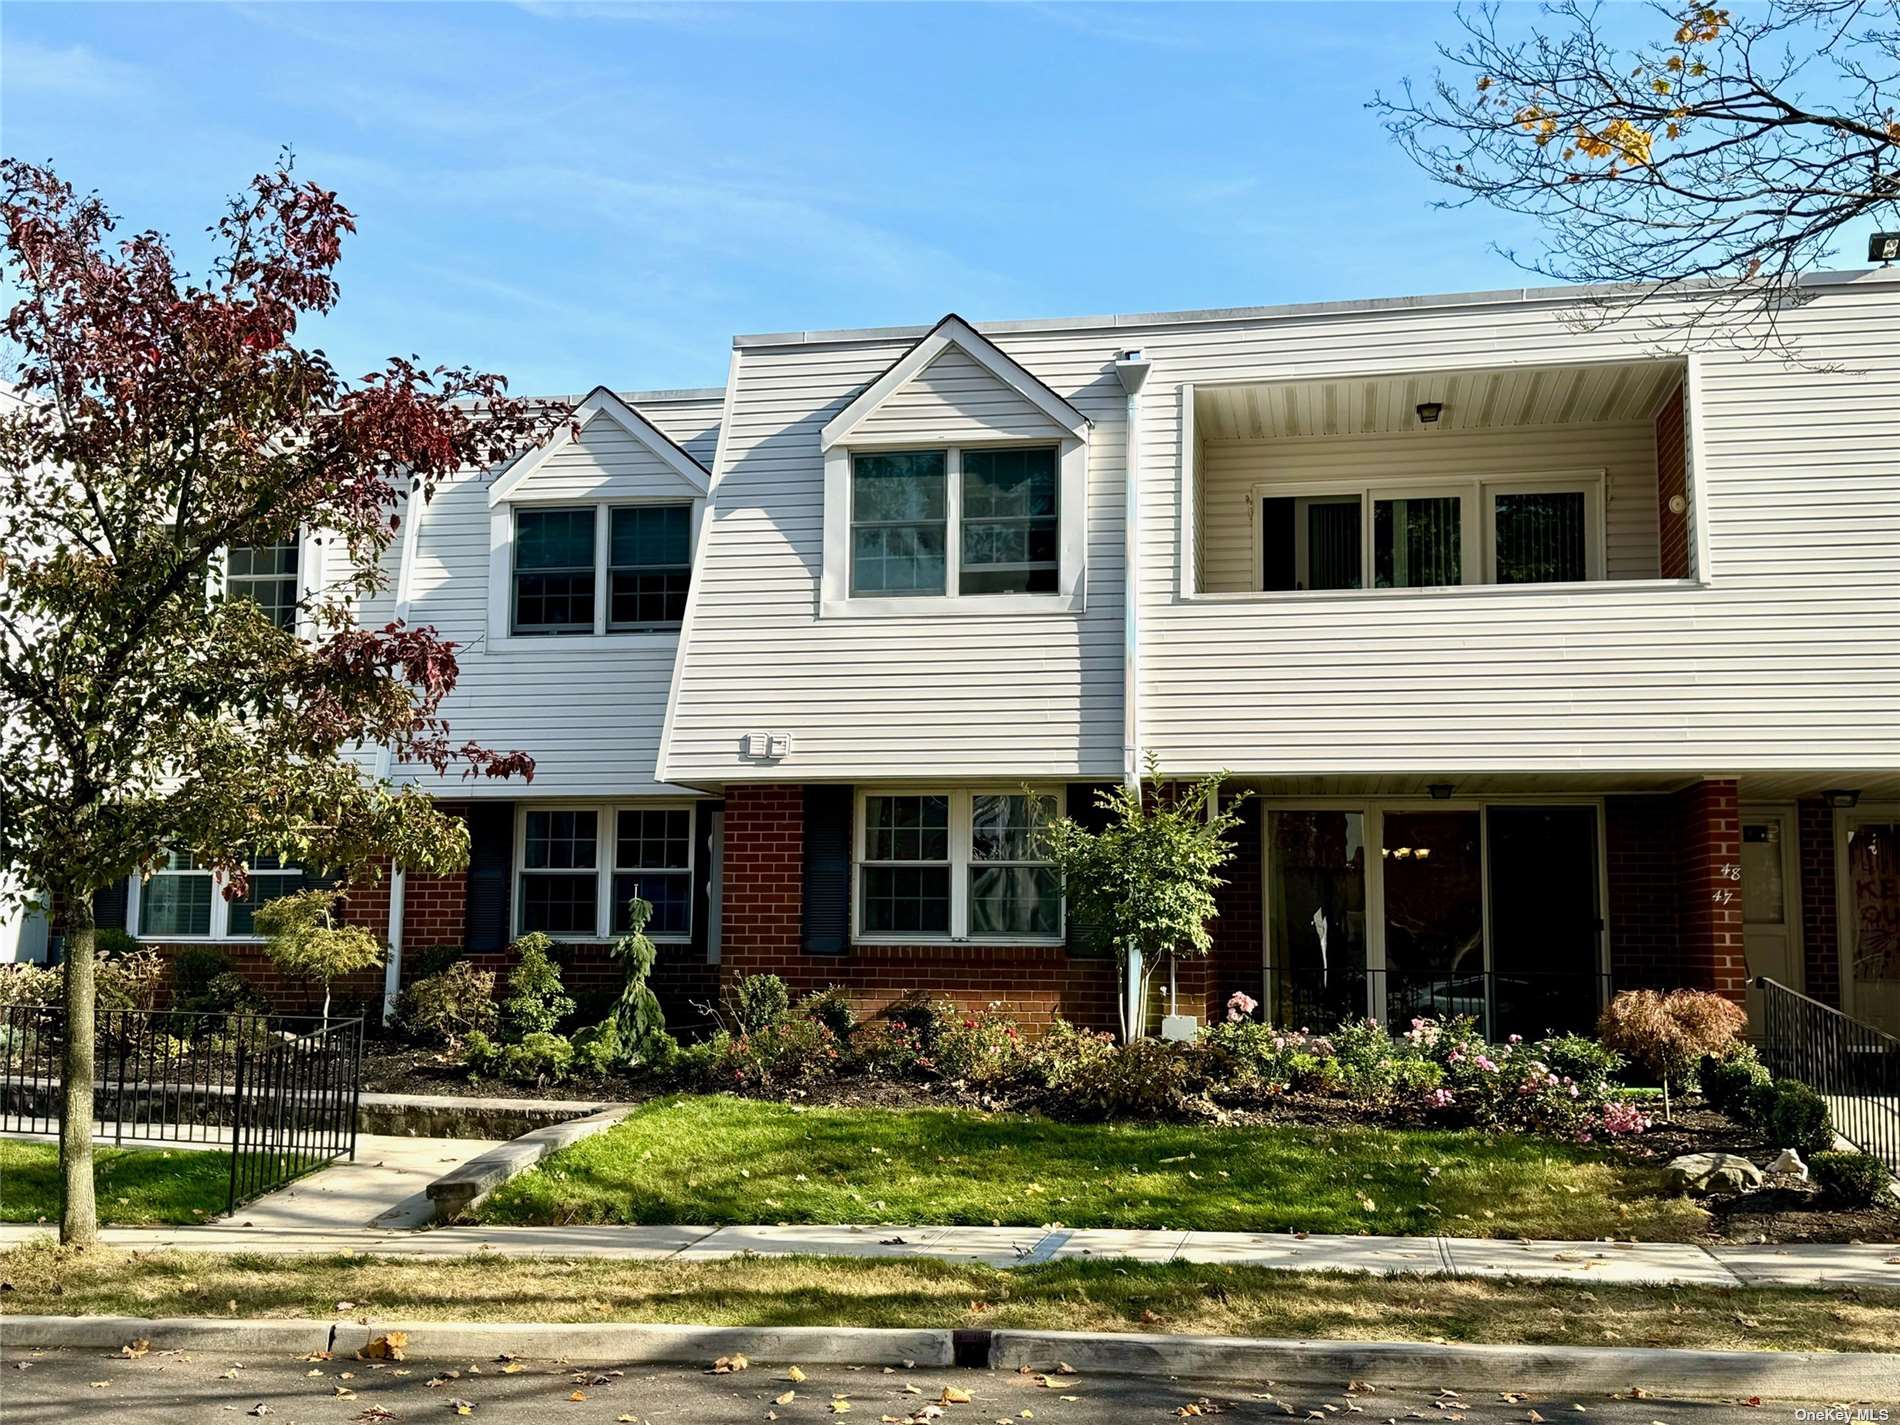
[
  {"x1": 856, "y1": 789, "x2": 1062, "y2": 941},
  {"x1": 512, "y1": 502, "x2": 693, "y2": 637},
  {"x1": 516, "y1": 805, "x2": 694, "y2": 941},
  {"x1": 1257, "y1": 473, "x2": 1603, "y2": 592},
  {"x1": 134, "y1": 848, "x2": 308, "y2": 940},
  {"x1": 226, "y1": 542, "x2": 300, "y2": 629},
  {"x1": 849, "y1": 445, "x2": 1060, "y2": 600}
]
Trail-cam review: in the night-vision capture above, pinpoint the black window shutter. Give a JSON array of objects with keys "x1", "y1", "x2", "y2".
[
  {"x1": 95, "y1": 876, "x2": 130, "y2": 933},
  {"x1": 464, "y1": 801, "x2": 515, "y2": 953},
  {"x1": 802, "y1": 785, "x2": 852, "y2": 955},
  {"x1": 1064, "y1": 781, "x2": 1119, "y2": 958},
  {"x1": 690, "y1": 800, "x2": 724, "y2": 961}
]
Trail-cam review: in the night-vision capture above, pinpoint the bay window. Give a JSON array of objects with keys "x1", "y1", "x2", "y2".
[
  {"x1": 1257, "y1": 472, "x2": 1603, "y2": 592},
  {"x1": 516, "y1": 804, "x2": 694, "y2": 941},
  {"x1": 857, "y1": 789, "x2": 1061, "y2": 941}
]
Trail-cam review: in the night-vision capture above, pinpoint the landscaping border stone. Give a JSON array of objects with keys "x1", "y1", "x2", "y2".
[
  {"x1": 423, "y1": 1105, "x2": 631, "y2": 1220},
  {"x1": 358, "y1": 1091, "x2": 610, "y2": 1141},
  {"x1": 988, "y1": 1328, "x2": 1900, "y2": 1398}
]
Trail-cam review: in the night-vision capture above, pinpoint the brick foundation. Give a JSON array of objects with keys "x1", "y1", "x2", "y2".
[{"x1": 1606, "y1": 780, "x2": 1746, "y2": 1003}]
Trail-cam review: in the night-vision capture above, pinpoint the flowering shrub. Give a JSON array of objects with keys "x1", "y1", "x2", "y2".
[
  {"x1": 1225, "y1": 990, "x2": 1258, "y2": 1023},
  {"x1": 0, "y1": 962, "x2": 59, "y2": 1010},
  {"x1": 1056, "y1": 1034, "x2": 1194, "y2": 1121},
  {"x1": 703, "y1": 1016, "x2": 844, "y2": 1094},
  {"x1": 930, "y1": 1003, "x2": 1030, "y2": 1087}
]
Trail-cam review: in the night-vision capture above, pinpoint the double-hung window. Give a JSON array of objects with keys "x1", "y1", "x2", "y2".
[
  {"x1": 848, "y1": 445, "x2": 1060, "y2": 599},
  {"x1": 227, "y1": 541, "x2": 300, "y2": 629},
  {"x1": 517, "y1": 805, "x2": 695, "y2": 941},
  {"x1": 1258, "y1": 473, "x2": 1603, "y2": 593},
  {"x1": 608, "y1": 505, "x2": 692, "y2": 630},
  {"x1": 850, "y1": 451, "x2": 947, "y2": 596},
  {"x1": 612, "y1": 808, "x2": 692, "y2": 936},
  {"x1": 857, "y1": 789, "x2": 1062, "y2": 941},
  {"x1": 135, "y1": 848, "x2": 307, "y2": 939},
  {"x1": 513, "y1": 509, "x2": 598, "y2": 634},
  {"x1": 513, "y1": 504, "x2": 694, "y2": 636}
]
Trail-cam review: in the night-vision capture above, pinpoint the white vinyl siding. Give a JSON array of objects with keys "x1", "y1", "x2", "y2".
[
  {"x1": 665, "y1": 272, "x2": 1900, "y2": 782},
  {"x1": 852, "y1": 347, "x2": 1073, "y2": 443}
]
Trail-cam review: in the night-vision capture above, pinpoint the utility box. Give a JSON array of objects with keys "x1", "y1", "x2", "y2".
[{"x1": 1160, "y1": 1014, "x2": 1199, "y2": 1042}]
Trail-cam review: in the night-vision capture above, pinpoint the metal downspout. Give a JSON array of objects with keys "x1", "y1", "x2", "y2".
[
  {"x1": 377, "y1": 481, "x2": 425, "y2": 1024},
  {"x1": 1114, "y1": 350, "x2": 1153, "y2": 1038}
]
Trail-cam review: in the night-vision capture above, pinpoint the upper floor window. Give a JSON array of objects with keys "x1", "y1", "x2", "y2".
[
  {"x1": 227, "y1": 541, "x2": 300, "y2": 629},
  {"x1": 1258, "y1": 474, "x2": 1603, "y2": 592},
  {"x1": 511, "y1": 503, "x2": 692, "y2": 637},
  {"x1": 856, "y1": 788, "x2": 1061, "y2": 942},
  {"x1": 848, "y1": 446, "x2": 1058, "y2": 600},
  {"x1": 516, "y1": 803, "x2": 694, "y2": 941}
]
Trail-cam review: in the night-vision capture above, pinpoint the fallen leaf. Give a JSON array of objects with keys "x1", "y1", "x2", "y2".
[
  {"x1": 221, "y1": 1368, "x2": 241, "y2": 1380},
  {"x1": 359, "y1": 1333, "x2": 407, "y2": 1362},
  {"x1": 788, "y1": 1366, "x2": 808, "y2": 1382},
  {"x1": 334, "y1": 1385, "x2": 357, "y2": 1399},
  {"x1": 448, "y1": 1398, "x2": 475, "y2": 1416},
  {"x1": 942, "y1": 1387, "x2": 973, "y2": 1404},
  {"x1": 89, "y1": 1381, "x2": 110, "y2": 1390},
  {"x1": 500, "y1": 1362, "x2": 525, "y2": 1375},
  {"x1": 248, "y1": 1407, "x2": 273, "y2": 1418},
  {"x1": 710, "y1": 1353, "x2": 749, "y2": 1374},
  {"x1": 777, "y1": 1390, "x2": 798, "y2": 1405},
  {"x1": 568, "y1": 1390, "x2": 587, "y2": 1402},
  {"x1": 354, "y1": 1409, "x2": 396, "y2": 1423},
  {"x1": 120, "y1": 1339, "x2": 151, "y2": 1359}
]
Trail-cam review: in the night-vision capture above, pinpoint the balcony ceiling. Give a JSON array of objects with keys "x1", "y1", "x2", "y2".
[{"x1": 1195, "y1": 359, "x2": 1682, "y2": 442}]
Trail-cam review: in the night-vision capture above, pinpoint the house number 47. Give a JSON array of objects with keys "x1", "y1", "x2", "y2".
[{"x1": 1712, "y1": 863, "x2": 1741, "y2": 905}]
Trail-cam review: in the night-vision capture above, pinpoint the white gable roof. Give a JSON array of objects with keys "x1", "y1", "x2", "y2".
[
  {"x1": 489, "y1": 386, "x2": 711, "y2": 507},
  {"x1": 820, "y1": 314, "x2": 1090, "y2": 450}
]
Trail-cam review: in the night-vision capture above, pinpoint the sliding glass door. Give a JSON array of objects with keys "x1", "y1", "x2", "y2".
[{"x1": 1266, "y1": 803, "x2": 1605, "y2": 1039}]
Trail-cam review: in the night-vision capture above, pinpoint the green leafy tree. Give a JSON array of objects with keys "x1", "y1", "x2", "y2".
[
  {"x1": 1039, "y1": 760, "x2": 1246, "y2": 1040},
  {"x1": 0, "y1": 158, "x2": 560, "y2": 1246},
  {"x1": 606, "y1": 895, "x2": 675, "y2": 1066},
  {"x1": 252, "y1": 888, "x2": 384, "y2": 1022}
]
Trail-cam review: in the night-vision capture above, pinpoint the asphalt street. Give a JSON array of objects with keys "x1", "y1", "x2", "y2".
[{"x1": 0, "y1": 1343, "x2": 1851, "y2": 1424}]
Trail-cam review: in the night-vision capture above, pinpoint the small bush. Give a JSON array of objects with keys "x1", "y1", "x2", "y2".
[
  {"x1": 501, "y1": 935, "x2": 576, "y2": 1039},
  {"x1": 169, "y1": 946, "x2": 234, "y2": 1011},
  {"x1": 728, "y1": 974, "x2": 791, "y2": 1036},
  {"x1": 1809, "y1": 1151, "x2": 1894, "y2": 1208},
  {"x1": 94, "y1": 927, "x2": 142, "y2": 958},
  {"x1": 702, "y1": 1017, "x2": 842, "y2": 1094},
  {"x1": 406, "y1": 944, "x2": 466, "y2": 979},
  {"x1": 800, "y1": 985, "x2": 857, "y2": 1042},
  {"x1": 1024, "y1": 1018, "x2": 1118, "y2": 1093},
  {"x1": 465, "y1": 1029, "x2": 574, "y2": 1084},
  {"x1": 1700, "y1": 1045, "x2": 1771, "y2": 1119},
  {"x1": 1597, "y1": 989, "x2": 1746, "y2": 1115},
  {"x1": 0, "y1": 963, "x2": 60, "y2": 1009},
  {"x1": 1535, "y1": 1032, "x2": 1627, "y2": 1101},
  {"x1": 402, "y1": 962, "x2": 499, "y2": 1047},
  {"x1": 883, "y1": 991, "x2": 959, "y2": 1050},
  {"x1": 929, "y1": 1004, "x2": 1029, "y2": 1087},
  {"x1": 1752, "y1": 1078, "x2": 1833, "y2": 1156},
  {"x1": 851, "y1": 1017, "x2": 930, "y2": 1076},
  {"x1": 1057, "y1": 1037, "x2": 1193, "y2": 1121},
  {"x1": 1328, "y1": 1018, "x2": 1406, "y2": 1100},
  {"x1": 95, "y1": 946, "x2": 168, "y2": 1013},
  {"x1": 570, "y1": 1020, "x2": 621, "y2": 1077}
]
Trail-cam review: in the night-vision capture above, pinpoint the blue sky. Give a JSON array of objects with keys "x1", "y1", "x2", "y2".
[{"x1": 0, "y1": 2, "x2": 1867, "y2": 394}]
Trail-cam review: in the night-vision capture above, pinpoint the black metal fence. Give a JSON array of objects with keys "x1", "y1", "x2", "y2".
[
  {"x1": 1266, "y1": 966, "x2": 1612, "y2": 1041},
  {"x1": 0, "y1": 1004, "x2": 362, "y2": 1212},
  {"x1": 1754, "y1": 977, "x2": 1900, "y2": 1174}
]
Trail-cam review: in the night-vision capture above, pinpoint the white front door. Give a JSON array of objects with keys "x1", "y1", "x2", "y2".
[
  {"x1": 1841, "y1": 811, "x2": 1900, "y2": 1036},
  {"x1": 1741, "y1": 810, "x2": 1800, "y2": 1034}
]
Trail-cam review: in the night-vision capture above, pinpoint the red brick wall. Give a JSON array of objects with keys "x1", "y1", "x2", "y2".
[
  {"x1": 718, "y1": 783, "x2": 1124, "y2": 1032},
  {"x1": 1797, "y1": 799, "x2": 1841, "y2": 1007},
  {"x1": 1205, "y1": 796, "x2": 1264, "y2": 1022},
  {"x1": 1606, "y1": 793, "x2": 1683, "y2": 989},
  {"x1": 1655, "y1": 383, "x2": 1690, "y2": 580},
  {"x1": 1674, "y1": 778, "x2": 1747, "y2": 1001}
]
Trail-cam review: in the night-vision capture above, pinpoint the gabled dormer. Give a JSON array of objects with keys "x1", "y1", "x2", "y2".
[
  {"x1": 818, "y1": 315, "x2": 1091, "y2": 617},
  {"x1": 486, "y1": 385, "x2": 711, "y2": 648}
]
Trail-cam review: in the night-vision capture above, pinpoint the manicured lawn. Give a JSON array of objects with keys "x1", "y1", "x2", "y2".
[
  {"x1": 2, "y1": 1243, "x2": 1892, "y2": 1353},
  {"x1": 0, "y1": 1141, "x2": 231, "y2": 1225},
  {"x1": 475, "y1": 1095, "x2": 1708, "y2": 1241}
]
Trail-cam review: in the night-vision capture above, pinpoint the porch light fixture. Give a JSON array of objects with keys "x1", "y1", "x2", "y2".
[
  {"x1": 1823, "y1": 788, "x2": 1862, "y2": 809},
  {"x1": 1415, "y1": 401, "x2": 1444, "y2": 425},
  {"x1": 1427, "y1": 782, "x2": 1455, "y2": 800}
]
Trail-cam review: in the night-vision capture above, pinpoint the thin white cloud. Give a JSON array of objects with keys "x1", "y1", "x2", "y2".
[{"x1": 1, "y1": 37, "x2": 147, "y2": 98}]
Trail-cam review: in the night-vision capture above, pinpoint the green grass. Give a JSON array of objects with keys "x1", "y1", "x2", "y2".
[
  {"x1": 0, "y1": 1141, "x2": 231, "y2": 1225},
  {"x1": 3, "y1": 1243, "x2": 1893, "y2": 1353},
  {"x1": 475, "y1": 1095, "x2": 1708, "y2": 1241}
]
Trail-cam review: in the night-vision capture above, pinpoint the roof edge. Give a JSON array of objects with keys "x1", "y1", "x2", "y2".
[{"x1": 732, "y1": 266, "x2": 1900, "y2": 350}]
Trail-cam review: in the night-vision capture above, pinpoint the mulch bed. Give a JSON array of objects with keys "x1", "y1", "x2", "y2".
[{"x1": 357, "y1": 1037, "x2": 1899, "y2": 1244}]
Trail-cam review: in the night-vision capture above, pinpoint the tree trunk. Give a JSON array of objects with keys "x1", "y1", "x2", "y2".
[{"x1": 59, "y1": 889, "x2": 99, "y2": 1248}]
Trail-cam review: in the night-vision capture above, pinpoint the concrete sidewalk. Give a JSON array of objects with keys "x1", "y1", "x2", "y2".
[{"x1": 5, "y1": 1215, "x2": 1898, "y2": 1287}]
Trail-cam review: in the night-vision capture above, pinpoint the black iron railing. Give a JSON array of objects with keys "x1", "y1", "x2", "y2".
[
  {"x1": 0, "y1": 1004, "x2": 362, "y2": 1211},
  {"x1": 1754, "y1": 977, "x2": 1900, "y2": 1175},
  {"x1": 1265, "y1": 966, "x2": 1612, "y2": 1041}
]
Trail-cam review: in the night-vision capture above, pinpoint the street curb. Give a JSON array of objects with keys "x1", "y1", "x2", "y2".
[
  {"x1": 424, "y1": 1104, "x2": 631, "y2": 1221},
  {"x1": 0, "y1": 1314, "x2": 954, "y2": 1366},
  {"x1": 989, "y1": 1328, "x2": 1900, "y2": 1398}
]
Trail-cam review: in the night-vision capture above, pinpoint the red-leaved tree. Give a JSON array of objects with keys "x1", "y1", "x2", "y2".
[{"x1": 0, "y1": 155, "x2": 567, "y2": 1246}]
